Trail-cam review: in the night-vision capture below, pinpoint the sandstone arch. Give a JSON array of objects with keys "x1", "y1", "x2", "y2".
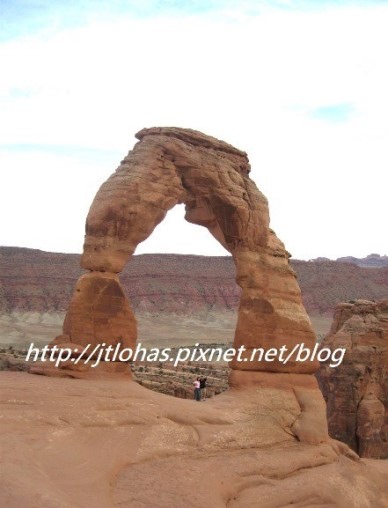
[{"x1": 55, "y1": 127, "x2": 318, "y2": 376}]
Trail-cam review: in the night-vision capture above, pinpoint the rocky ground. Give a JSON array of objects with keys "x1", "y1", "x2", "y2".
[
  {"x1": 1, "y1": 371, "x2": 387, "y2": 508},
  {"x1": 0, "y1": 345, "x2": 230, "y2": 399}
]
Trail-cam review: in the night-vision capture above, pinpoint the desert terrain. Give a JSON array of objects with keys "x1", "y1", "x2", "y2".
[
  {"x1": 1, "y1": 371, "x2": 387, "y2": 508},
  {"x1": 1, "y1": 247, "x2": 387, "y2": 349},
  {"x1": 1, "y1": 127, "x2": 387, "y2": 507}
]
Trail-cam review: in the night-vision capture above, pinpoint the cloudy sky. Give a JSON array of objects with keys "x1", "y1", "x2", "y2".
[{"x1": 1, "y1": 0, "x2": 387, "y2": 260}]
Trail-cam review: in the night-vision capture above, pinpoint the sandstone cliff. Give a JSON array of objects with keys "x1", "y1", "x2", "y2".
[
  {"x1": 1, "y1": 247, "x2": 387, "y2": 317},
  {"x1": 317, "y1": 299, "x2": 388, "y2": 459}
]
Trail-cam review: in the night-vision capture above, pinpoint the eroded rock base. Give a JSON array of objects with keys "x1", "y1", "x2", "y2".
[{"x1": 2, "y1": 372, "x2": 387, "y2": 508}]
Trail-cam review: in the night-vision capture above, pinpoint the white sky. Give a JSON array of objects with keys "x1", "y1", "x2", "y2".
[{"x1": 0, "y1": 0, "x2": 387, "y2": 260}]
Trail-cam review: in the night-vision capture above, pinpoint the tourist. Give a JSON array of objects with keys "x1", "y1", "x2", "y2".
[
  {"x1": 193, "y1": 377, "x2": 201, "y2": 401},
  {"x1": 200, "y1": 376, "x2": 207, "y2": 400}
]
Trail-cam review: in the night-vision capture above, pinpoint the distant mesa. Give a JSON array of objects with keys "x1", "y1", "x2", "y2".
[
  {"x1": 2, "y1": 246, "x2": 387, "y2": 321},
  {"x1": 335, "y1": 254, "x2": 388, "y2": 268},
  {"x1": 308, "y1": 253, "x2": 388, "y2": 268}
]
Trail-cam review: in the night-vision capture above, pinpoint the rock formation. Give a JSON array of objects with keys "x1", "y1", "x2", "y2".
[
  {"x1": 31, "y1": 127, "x2": 339, "y2": 449},
  {"x1": 11, "y1": 129, "x2": 388, "y2": 505},
  {"x1": 2, "y1": 247, "x2": 388, "y2": 320},
  {"x1": 317, "y1": 299, "x2": 388, "y2": 458},
  {"x1": 2, "y1": 372, "x2": 388, "y2": 507},
  {"x1": 336, "y1": 253, "x2": 388, "y2": 268},
  {"x1": 38, "y1": 127, "x2": 317, "y2": 372}
]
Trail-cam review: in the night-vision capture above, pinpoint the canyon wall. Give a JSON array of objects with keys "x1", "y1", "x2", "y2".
[
  {"x1": 317, "y1": 299, "x2": 388, "y2": 458},
  {"x1": 1, "y1": 247, "x2": 387, "y2": 317}
]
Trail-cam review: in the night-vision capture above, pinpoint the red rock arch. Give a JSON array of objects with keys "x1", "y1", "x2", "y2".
[{"x1": 56, "y1": 127, "x2": 318, "y2": 376}]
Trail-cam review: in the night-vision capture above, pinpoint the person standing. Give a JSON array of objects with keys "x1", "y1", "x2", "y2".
[
  {"x1": 193, "y1": 377, "x2": 201, "y2": 401},
  {"x1": 200, "y1": 376, "x2": 207, "y2": 400}
]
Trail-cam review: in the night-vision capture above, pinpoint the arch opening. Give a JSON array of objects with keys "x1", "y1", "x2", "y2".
[
  {"x1": 123, "y1": 204, "x2": 238, "y2": 348},
  {"x1": 135, "y1": 204, "x2": 231, "y2": 257}
]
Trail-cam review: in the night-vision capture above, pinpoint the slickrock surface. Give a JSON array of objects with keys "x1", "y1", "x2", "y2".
[
  {"x1": 1, "y1": 372, "x2": 388, "y2": 508},
  {"x1": 54, "y1": 127, "x2": 317, "y2": 374},
  {"x1": 317, "y1": 299, "x2": 388, "y2": 458}
]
